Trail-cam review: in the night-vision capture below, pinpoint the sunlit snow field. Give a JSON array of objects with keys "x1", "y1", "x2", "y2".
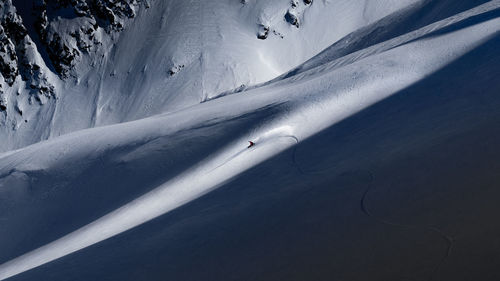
[{"x1": 1, "y1": 0, "x2": 500, "y2": 280}]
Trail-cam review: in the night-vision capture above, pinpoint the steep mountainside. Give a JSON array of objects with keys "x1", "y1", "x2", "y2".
[
  {"x1": 0, "y1": 0, "x2": 143, "y2": 150},
  {"x1": 0, "y1": 0, "x2": 420, "y2": 151},
  {"x1": 0, "y1": 1, "x2": 499, "y2": 280}
]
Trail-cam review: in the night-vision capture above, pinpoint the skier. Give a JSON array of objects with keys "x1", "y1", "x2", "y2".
[{"x1": 247, "y1": 141, "x2": 255, "y2": 148}]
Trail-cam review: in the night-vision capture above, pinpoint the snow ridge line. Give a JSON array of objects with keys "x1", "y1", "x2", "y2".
[
  {"x1": 220, "y1": 1, "x2": 500, "y2": 98},
  {"x1": 360, "y1": 173, "x2": 454, "y2": 281}
]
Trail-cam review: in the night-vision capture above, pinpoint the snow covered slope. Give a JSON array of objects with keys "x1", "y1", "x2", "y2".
[
  {"x1": 0, "y1": 1, "x2": 499, "y2": 280},
  {"x1": 0, "y1": 0, "x2": 422, "y2": 151}
]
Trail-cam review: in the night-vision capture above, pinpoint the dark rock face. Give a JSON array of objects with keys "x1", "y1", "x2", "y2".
[
  {"x1": 23, "y1": 61, "x2": 56, "y2": 103},
  {"x1": 32, "y1": 0, "x2": 142, "y2": 78},
  {"x1": 168, "y1": 64, "x2": 185, "y2": 76},
  {"x1": 0, "y1": 0, "x2": 145, "y2": 114},
  {"x1": 1, "y1": 0, "x2": 144, "y2": 82},
  {"x1": 0, "y1": 7, "x2": 26, "y2": 86},
  {"x1": 257, "y1": 25, "x2": 269, "y2": 40},
  {"x1": 284, "y1": 0, "x2": 314, "y2": 29},
  {"x1": 0, "y1": 0, "x2": 55, "y2": 105},
  {"x1": 91, "y1": 0, "x2": 137, "y2": 30},
  {"x1": 0, "y1": 0, "x2": 146, "y2": 117},
  {"x1": 285, "y1": 10, "x2": 299, "y2": 28},
  {"x1": 0, "y1": 29, "x2": 19, "y2": 86},
  {"x1": 0, "y1": 86, "x2": 6, "y2": 111}
]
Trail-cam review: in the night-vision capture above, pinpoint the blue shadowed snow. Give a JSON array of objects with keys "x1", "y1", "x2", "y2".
[{"x1": 0, "y1": 1, "x2": 499, "y2": 280}]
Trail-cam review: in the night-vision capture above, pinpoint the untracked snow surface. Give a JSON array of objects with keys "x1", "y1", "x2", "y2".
[{"x1": 0, "y1": 1, "x2": 500, "y2": 280}]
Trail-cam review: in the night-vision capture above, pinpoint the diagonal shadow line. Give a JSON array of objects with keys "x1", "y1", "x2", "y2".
[
  {"x1": 3, "y1": 19, "x2": 500, "y2": 280},
  {"x1": 4, "y1": 30, "x2": 499, "y2": 281},
  {"x1": 402, "y1": 5, "x2": 500, "y2": 46}
]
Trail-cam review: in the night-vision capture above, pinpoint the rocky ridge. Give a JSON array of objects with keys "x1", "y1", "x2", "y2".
[{"x1": 0, "y1": 0, "x2": 144, "y2": 114}]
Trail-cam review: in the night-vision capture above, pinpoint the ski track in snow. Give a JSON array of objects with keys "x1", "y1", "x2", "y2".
[
  {"x1": 360, "y1": 174, "x2": 454, "y2": 281},
  {"x1": 0, "y1": 124, "x2": 303, "y2": 281},
  {"x1": 2, "y1": 0, "x2": 431, "y2": 152},
  {"x1": 0, "y1": 3, "x2": 499, "y2": 280}
]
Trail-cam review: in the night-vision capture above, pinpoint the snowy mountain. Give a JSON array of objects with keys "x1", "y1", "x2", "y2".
[
  {"x1": 0, "y1": 0, "x2": 499, "y2": 280},
  {"x1": 0, "y1": 0, "x2": 143, "y2": 150},
  {"x1": 0, "y1": 0, "x2": 420, "y2": 151}
]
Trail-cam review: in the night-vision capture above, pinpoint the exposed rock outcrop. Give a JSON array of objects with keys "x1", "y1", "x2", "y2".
[
  {"x1": 32, "y1": 0, "x2": 142, "y2": 78},
  {"x1": 0, "y1": 3, "x2": 26, "y2": 86},
  {"x1": 0, "y1": 0, "x2": 146, "y2": 117},
  {"x1": 0, "y1": 0, "x2": 55, "y2": 106},
  {"x1": 285, "y1": 9, "x2": 300, "y2": 28}
]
